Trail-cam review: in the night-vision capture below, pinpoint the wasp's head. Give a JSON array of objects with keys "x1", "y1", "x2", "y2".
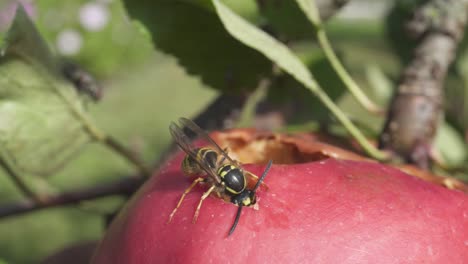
[{"x1": 231, "y1": 190, "x2": 256, "y2": 207}]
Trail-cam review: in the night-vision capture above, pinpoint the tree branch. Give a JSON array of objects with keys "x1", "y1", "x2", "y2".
[
  {"x1": 0, "y1": 92, "x2": 249, "y2": 219},
  {"x1": 0, "y1": 177, "x2": 143, "y2": 219},
  {"x1": 379, "y1": 0, "x2": 468, "y2": 168}
]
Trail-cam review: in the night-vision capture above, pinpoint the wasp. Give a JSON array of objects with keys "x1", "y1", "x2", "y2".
[{"x1": 168, "y1": 117, "x2": 272, "y2": 236}]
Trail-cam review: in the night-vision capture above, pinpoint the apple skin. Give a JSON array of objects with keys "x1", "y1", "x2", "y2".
[{"x1": 92, "y1": 148, "x2": 468, "y2": 264}]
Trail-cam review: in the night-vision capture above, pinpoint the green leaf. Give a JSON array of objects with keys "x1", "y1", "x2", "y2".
[
  {"x1": 268, "y1": 48, "x2": 347, "y2": 123},
  {"x1": 122, "y1": 0, "x2": 271, "y2": 92},
  {"x1": 258, "y1": 1, "x2": 315, "y2": 39},
  {"x1": 212, "y1": 0, "x2": 320, "y2": 92},
  {"x1": 212, "y1": 0, "x2": 388, "y2": 160},
  {"x1": 295, "y1": 0, "x2": 320, "y2": 26},
  {"x1": 0, "y1": 6, "x2": 56, "y2": 73},
  {"x1": 0, "y1": 7, "x2": 96, "y2": 176}
]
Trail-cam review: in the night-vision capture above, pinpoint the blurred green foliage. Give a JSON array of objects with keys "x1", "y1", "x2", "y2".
[
  {"x1": 0, "y1": 7, "x2": 93, "y2": 177},
  {"x1": 122, "y1": 0, "x2": 272, "y2": 93},
  {"x1": 32, "y1": 0, "x2": 152, "y2": 77},
  {"x1": 0, "y1": 1, "x2": 214, "y2": 263}
]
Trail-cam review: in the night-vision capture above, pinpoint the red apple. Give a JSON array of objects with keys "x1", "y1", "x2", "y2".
[{"x1": 92, "y1": 130, "x2": 468, "y2": 263}]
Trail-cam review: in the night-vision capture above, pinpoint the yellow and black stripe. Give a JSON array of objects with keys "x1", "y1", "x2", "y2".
[{"x1": 181, "y1": 147, "x2": 218, "y2": 175}]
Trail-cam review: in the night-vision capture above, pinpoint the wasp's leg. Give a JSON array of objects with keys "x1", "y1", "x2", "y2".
[
  {"x1": 168, "y1": 177, "x2": 204, "y2": 223},
  {"x1": 245, "y1": 170, "x2": 259, "y2": 180},
  {"x1": 192, "y1": 184, "x2": 216, "y2": 223}
]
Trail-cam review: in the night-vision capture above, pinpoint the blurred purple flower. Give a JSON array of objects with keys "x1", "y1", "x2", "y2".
[
  {"x1": 79, "y1": 2, "x2": 109, "y2": 32},
  {"x1": 0, "y1": 0, "x2": 36, "y2": 32},
  {"x1": 56, "y1": 29, "x2": 83, "y2": 55}
]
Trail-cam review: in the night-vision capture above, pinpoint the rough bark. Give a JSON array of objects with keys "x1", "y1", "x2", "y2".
[{"x1": 379, "y1": 0, "x2": 468, "y2": 168}]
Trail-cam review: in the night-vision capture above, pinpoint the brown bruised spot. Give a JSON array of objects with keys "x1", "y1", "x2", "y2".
[
  {"x1": 398, "y1": 164, "x2": 468, "y2": 193},
  {"x1": 209, "y1": 129, "x2": 468, "y2": 193},
  {"x1": 210, "y1": 129, "x2": 370, "y2": 165}
]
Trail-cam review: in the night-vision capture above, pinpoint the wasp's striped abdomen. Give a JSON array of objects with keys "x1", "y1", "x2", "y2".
[{"x1": 181, "y1": 147, "x2": 219, "y2": 176}]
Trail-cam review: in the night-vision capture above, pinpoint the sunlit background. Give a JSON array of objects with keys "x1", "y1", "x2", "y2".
[{"x1": 0, "y1": 0, "x2": 216, "y2": 263}]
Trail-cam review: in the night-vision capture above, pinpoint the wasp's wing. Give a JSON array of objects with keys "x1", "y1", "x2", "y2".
[
  {"x1": 178, "y1": 118, "x2": 237, "y2": 166},
  {"x1": 169, "y1": 122, "x2": 221, "y2": 184}
]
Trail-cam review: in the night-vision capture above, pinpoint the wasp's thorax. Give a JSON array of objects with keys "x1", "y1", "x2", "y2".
[
  {"x1": 218, "y1": 165, "x2": 246, "y2": 195},
  {"x1": 217, "y1": 164, "x2": 258, "y2": 207}
]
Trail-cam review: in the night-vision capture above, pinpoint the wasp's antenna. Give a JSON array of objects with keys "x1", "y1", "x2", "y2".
[
  {"x1": 228, "y1": 205, "x2": 243, "y2": 236},
  {"x1": 253, "y1": 160, "x2": 273, "y2": 192}
]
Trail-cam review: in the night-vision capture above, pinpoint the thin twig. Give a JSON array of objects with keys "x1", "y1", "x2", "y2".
[
  {"x1": 31, "y1": 58, "x2": 151, "y2": 178},
  {"x1": 316, "y1": 30, "x2": 383, "y2": 114},
  {"x1": 0, "y1": 177, "x2": 143, "y2": 219},
  {"x1": 0, "y1": 156, "x2": 46, "y2": 203},
  {"x1": 247, "y1": 0, "x2": 389, "y2": 160},
  {"x1": 297, "y1": 0, "x2": 383, "y2": 114},
  {"x1": 312, "y1": 87, "x2": 389, "y2": 160}
]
